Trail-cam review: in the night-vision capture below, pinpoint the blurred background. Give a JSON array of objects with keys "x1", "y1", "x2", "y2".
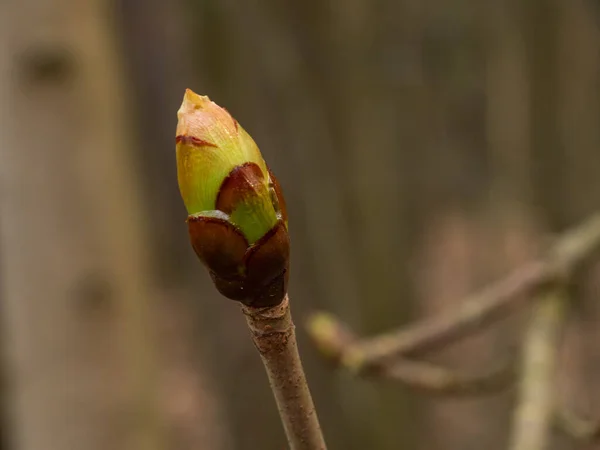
[{"x1": 1, "y1": 0, "x2": 600, "y2": 449}]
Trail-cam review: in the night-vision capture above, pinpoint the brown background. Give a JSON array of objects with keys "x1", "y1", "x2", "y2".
[{"x1": 1, "y1": 0, "x2": 599, "y2": 449}]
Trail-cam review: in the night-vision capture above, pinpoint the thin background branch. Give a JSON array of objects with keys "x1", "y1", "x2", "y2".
[
  {"x1": 307, "y1": 312, "x2": 515, "y2": 395},
  {"x1": 508, "y1": 287, "x2": 567, "y2": 450},
  {"x1": 335, "y1": 213, "x2": 600, "y2": 371}
]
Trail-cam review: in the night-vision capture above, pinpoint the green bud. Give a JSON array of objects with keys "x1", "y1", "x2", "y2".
[{"x1": 176, "y1": 89, "x2": 289, "y2": 307}]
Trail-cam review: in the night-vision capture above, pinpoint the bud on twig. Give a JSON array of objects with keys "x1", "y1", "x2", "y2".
[
  {"x1": 176, "y1": 89, "x2": 289, "y2": 307},
  {"x1": 176, "y1": 89, "x2": 326, "y2": 449}
]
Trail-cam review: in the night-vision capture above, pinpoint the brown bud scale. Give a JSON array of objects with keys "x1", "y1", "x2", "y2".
[
  {"x1": 193, "y1": 218, "x2": 290, "y2": 308},
  {"x1": 216, "y1": 162, "x2": 266, "y2": 215},
  {"x1": 187, "y1": 215, "x2": 248, "y2": 279}
]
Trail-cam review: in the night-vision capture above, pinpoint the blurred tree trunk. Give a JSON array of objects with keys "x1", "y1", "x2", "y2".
[
  {"x1": 522, "y1": 3, "x2": 600, "y2": 450},
  {"x1": 0, "y1": 1, "x2": 163, "y2": 449},
  {"x1": 115, "y1": 1, "x2": 231, "y2": 449},
  {"x1": 408, "y1": 2, "x2": 539, "y2": 449},
  {"x1": 554, "y1": 1, "x2": 600, "y2": 446}
]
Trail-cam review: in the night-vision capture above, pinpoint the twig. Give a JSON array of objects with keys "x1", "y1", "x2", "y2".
[
  {"x1": 306, "y1": 312, "x2": 515, "y2": 396},
  {"x1": 508, "y1": 287, "x2": 567, "y2": 450},
  {"x1": 553, "y1": 408, "x2": 600, "y2": 442},
  {"x1": 382, "y1": 359, "x2": 514, "y2": 396},
  {"x1": 341, "y1": 213, "x2": 600, "y2": 371},
  {"x1": 242, "y1": 296, "x2": 327, "y2": 450}
]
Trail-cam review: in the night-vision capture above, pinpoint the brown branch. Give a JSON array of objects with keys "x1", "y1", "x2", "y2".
[
  {"x1": 340, "y1": 213, "x2": 600, "y2": 371},
  {"x1": 508, "y1": 287, "x2": 567, "y2": 450},
  {"x1": 553, "y1": 409, "x2": 600, "y2": 443},
  {"x1": 306, "y1": 312, "x2": 514, "y2": 396},
  {"x1": 242, "y1": 296, "x2": 327, "y2": 450},
  {"x1": 382, "y1": 359, "x2": 514, "y2": 396}
]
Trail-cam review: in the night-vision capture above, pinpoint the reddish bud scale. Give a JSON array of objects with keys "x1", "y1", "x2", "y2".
[
  {"x1": 188, "y1": 215, "x2": 290, "y2": 308},
  {"x1": 175, "y1": 135, "x2": 218, "y2": 148},
  {"x1": 216, "y1": 162, "x2": 266, "y2": 215}
]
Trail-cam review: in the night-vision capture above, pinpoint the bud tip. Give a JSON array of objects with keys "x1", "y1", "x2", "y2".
[{"x1": 183, "y1": 88, "x2": 211, "y2": 108}]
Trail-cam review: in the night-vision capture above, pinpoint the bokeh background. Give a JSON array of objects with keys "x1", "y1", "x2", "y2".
[{"x1": 1, "y1": 0, "x2": 600, "y2": 449}]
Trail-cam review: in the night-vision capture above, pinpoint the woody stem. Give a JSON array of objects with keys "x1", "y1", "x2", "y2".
[{"x1": 241, "y1": 295, "x2": 327, "y2": 450}]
